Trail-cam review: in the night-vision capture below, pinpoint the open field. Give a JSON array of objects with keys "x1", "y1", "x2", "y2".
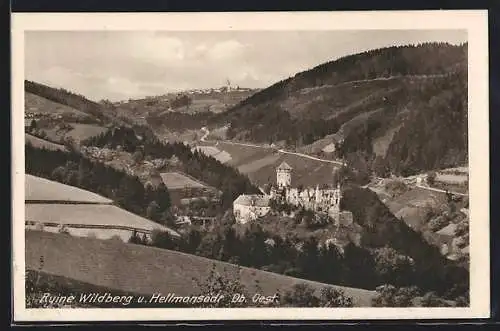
[
  {"x1": 197, "y1": 142, "x2": 340, "y2": 187},
  {"x1": 435, "y1": 173, "x2": 468, "y2": 185},
  {"x1": 372, "y1": 124, "x2": 402, "y2": 157},
  {"x1": 35, "y1": 122, "x2": 108, "y2": 144},
  {"x1": 64, "y1": 123, "x2": 108, "y2": 142},
  {"x1": 26, "y1": 231, "x2": 376, "y2": 306},
  {"x1": 217, "y1": 143, "x2": 274, "y2": 167},
  {"x1": 25, "y1": 92, "x2": 89, "y2": 117},
  {"x1": 160, "y1": 172, "x2": 209, "y2": 190},
  {"x1": 26, "y1": 174, "x2": 113, "y2": 204},
  {"x1": 237, "y1": 154, "x2": 282, "y2": 174},
  {"x1": 192, "y1": 145, "x2": 233, "y2": 163},
  {"x1": 25, "y1": 203, "x2": 178, "y2": 237},
  {"x1": 383, "y1": 187, "x2": 447, "y2": 230},
  {"x1": 25, "y1": 133, "x2": 68, "y2": 152}
]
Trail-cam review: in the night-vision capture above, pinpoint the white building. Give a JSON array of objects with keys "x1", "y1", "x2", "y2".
[{"x1": 233, "y1": 194, "x2": 271, "y2": 224}]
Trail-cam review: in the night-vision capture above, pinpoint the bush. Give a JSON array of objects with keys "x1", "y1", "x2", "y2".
[
  {"x1": 319, "y1": 287, "x2": 353, "y2": 307},
  {"x1": 428, "y1": 216, "x2": 449, "y2": 232},
  {"x1": 282, "y1": 283, "x2": 319, "y2": 307},
  {"x1": 427, "y1": 171, "x2": 437, "y2": 185},
  {"x1": 372, "y1": 285, "x2": 421, "y2": 307},
  {"x1": 420, "y1": 291, "x2": 451, "y2": 307},
  {"x1": 384, "y1": 180, "x2": 409, "y2": 197},
  {"x1": 151, "y1": 229, "x2": 177, "y2": 250},
  {"x1": 192, "y1": 264, "x2": 255, "y2": 308}
]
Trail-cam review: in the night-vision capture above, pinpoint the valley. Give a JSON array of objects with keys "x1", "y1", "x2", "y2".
[{"x1": 22, "y1": 41, "x2": 470, "y2": 308}]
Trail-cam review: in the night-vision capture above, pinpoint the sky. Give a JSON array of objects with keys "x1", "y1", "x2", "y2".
[{"x1": 25, "y1": 30, "x2": 467, "y2": 102}]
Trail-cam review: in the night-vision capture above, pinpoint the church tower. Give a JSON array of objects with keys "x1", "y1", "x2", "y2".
[{"x1": 276, "y1": 162, "x2": 292, "y2": 189}]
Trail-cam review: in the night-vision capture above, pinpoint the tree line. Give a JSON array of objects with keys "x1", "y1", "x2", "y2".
[
  {"x1": 209, "y1": 43, "x2": 468, "y2": 177},
  {"x1": 25, "y1": 80, "x2": 108, "y2": 122},
  {"x1": 82, "y1": 126, "x2": 260, "y2": 208},
  {"x1": 26, "y1": 143, "x2": 173, "y2": 225},
  {"x1": 132, "y1": 206, "x2": 467, "y2": 304}
]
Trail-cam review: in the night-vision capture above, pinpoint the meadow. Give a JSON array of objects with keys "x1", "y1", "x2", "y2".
[
  {"x1": 26, "y1": 230, "x2": 376, "y2": 307},
  {"x1": 25, "y1": 92, "x2": 89, "y2": 117},
  {"x1": 25, "y1": 203, "x2": 178, "y2": 236},
  {"x1": 25, "y1": 133, "x2": 68, "y2": 152},
  {"x1": 26, "y1": 174, "x2": 113, "y2": 204},
  {"x1": 203, "y1": 142, "x2": 340, "y2": 188},
  {"x1": 159, "y1": 172, "x2": 209, "y2": 190}
]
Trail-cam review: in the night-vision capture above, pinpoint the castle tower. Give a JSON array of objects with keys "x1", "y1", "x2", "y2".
[
  {"x1": 276, "y1": 162, "x2": 292, "y2": 189},
  {"x1": 329, "y1": 169, "x2": 342, "y2": 224}
]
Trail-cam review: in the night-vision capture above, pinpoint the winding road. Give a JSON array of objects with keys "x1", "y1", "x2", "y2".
[{"x1": 199, "y1": 127, "x2": 346, "y2": 166}]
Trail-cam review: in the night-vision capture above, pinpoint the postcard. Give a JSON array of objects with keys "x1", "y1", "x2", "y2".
[{"x1": 11, "y1": 10, "x2": 490, "y2": 322}]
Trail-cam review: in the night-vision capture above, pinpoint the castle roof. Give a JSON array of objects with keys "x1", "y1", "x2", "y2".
[
  {"x1": 277, "y1": 161, "x2": 292, "y2": 171},
  {"x1": 233, "y1": 194, "x2": 270, "y2": 207}
]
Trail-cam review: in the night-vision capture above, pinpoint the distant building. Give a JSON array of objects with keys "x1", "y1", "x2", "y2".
[
  {"x1": 233, "y1": 194, "x2": 271, "y2": 224},
  {"x1": 159, "y1": 172, "x2": 221, "y2": 207}
]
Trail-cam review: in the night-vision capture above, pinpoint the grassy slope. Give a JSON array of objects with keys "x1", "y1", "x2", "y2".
[
  {"x1": 63, "y1": 123, "x2": 108, "y2": 142},
  {"x1": 26, "y1": 174, "x2": 113, "y2": 203},
  {"x1": 25, "y1": 133, "x2": 68, "y2": 152},
  {"x1": 202, "y1": 142, "x2": 338, "y2": 187},
  {"x1": 26, "y1": 230, "x2": 376, "y2": 306},
  {"x1": 25, "y1": 92, "x2": 90, "y2": 117},
  {"x1": 24, "y1": 81, "x2": 125, "y2": 142}
]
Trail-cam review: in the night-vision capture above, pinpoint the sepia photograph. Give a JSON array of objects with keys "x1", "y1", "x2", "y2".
[{"x1": 12, "y1": 11, "x2": 489, "y2": 321}]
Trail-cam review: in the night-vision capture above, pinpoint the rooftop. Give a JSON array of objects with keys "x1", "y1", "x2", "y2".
[
  {"x1": 277, "y1": 162, "x2": 292, "y2": 171},
  {"x1": 233, "y1": 194, "x2": 271, "y2": 207}
]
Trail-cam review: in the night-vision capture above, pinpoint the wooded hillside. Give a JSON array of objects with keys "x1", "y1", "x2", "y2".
[{"x1": 209, "y1": 43, "x2": 468, "y2": 176}]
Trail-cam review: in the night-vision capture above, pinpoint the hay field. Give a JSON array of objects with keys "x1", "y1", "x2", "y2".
[
  {"x1": 202, "y1": 142, "x2": 339, "y2": 187},
  {"x1": 215, "y1": 142, "x2": 272, "y2": 167},
  {"x1": 25, "y1": 204, "x2": 178, "y2": 237},
  {"x1": 237, "y1": 154, "x2": 281, "y2": 174},
  {"x1": 245, "y1": 154, "x2": 338, "y2": 188},
  {"x1": 64, "y1": 123, "x2": 108, "y2": 142},
  {"x1": 435, "y1": 173, "x2": 468, "y2": 185},
  {"x1": 25, "y1": 133, "x2": 67, "y2": 152},
  {"x1": 26, "y1": 174, "x2": 113, "y2": 204},
  {"x1": 25, "y1": 92, "x2": 89, "y2": 117},
  {"x1": 384, "y1": 187, "x2": 447, "y2": 230},
  {"x1": 26, "y1": 231, "x2": 376, "y2": 306},
  {"x1": 160, "y1": 172, "x2": 208, "y2": 190}
]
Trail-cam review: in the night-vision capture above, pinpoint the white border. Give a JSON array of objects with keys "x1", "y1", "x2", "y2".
[{"x1": 12, "y1": 10, "x2": 490, "y2": 321}]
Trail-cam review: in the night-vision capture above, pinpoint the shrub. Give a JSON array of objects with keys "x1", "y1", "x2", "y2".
[
  {"x1": 282, "y1": 283, "x2": 319, "y2": 307},
  {"x1": 428, "y1": 216, "x2": 449, "y2": 232},
  {"x1": 420, "y1": 291, "x2": 451, "y2": 307},
  {"x1": 319, "y1": 287, "x2": 353, "y2": 307},
  {"x1": 372, "y1": 285, "x2": 420, "y2": 307}
]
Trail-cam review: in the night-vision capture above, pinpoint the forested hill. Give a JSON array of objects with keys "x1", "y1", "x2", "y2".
[
  {"x1": 209, "y1": 42, "x2": 468, "y2": 176},
  {"x1": 25, "y1": 80, "x2": 130, "y2": 126}
]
